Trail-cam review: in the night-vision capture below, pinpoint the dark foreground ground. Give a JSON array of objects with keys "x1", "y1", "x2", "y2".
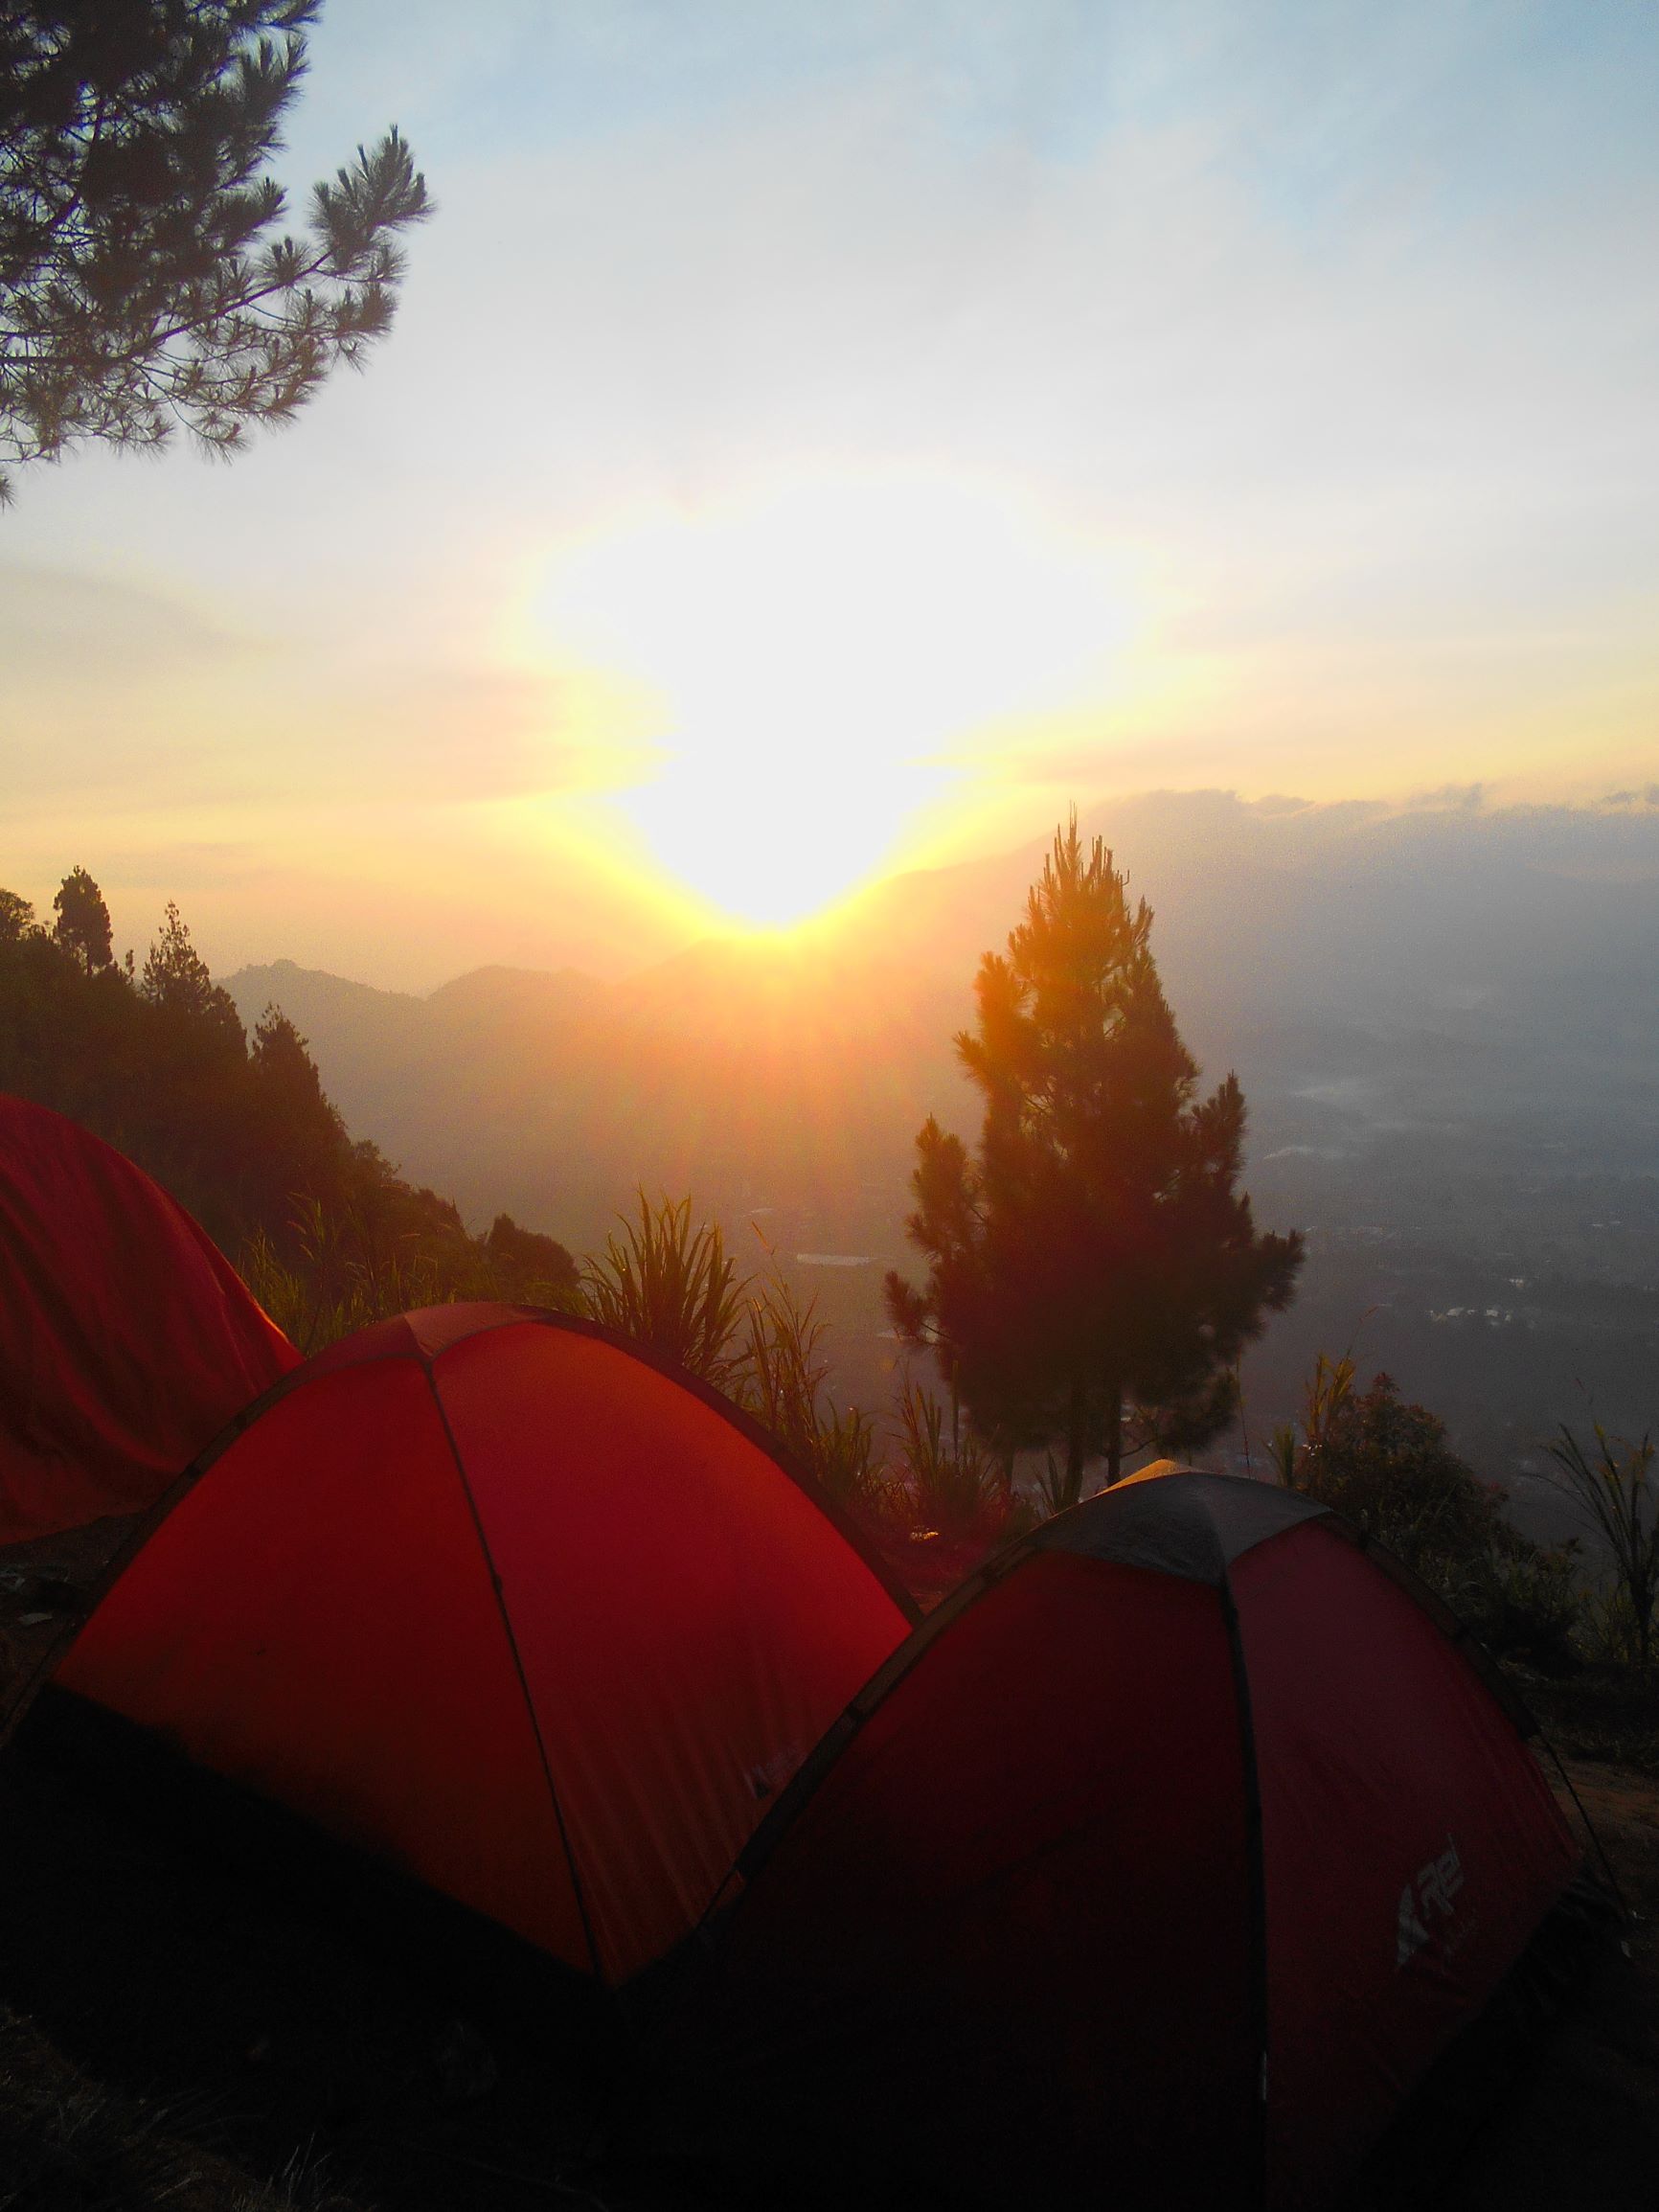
[{"x1": 2, "y1": 1521, "x2": 1656, "y2": 2212}]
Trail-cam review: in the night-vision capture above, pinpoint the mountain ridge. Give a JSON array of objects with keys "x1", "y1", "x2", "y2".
[{"x1": 226, "y1": 789, "x2": 1659, "y2": 1257}]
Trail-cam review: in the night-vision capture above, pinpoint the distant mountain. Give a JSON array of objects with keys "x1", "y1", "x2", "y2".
[
  {"x1": 229, "y1": 791, "x2": 1659, "y2": 1246},
  {"x1": 228, "y1": 940, "x2": 972, "y2": 1250},
  {"x1": 226, "y1": 791, "x2": 1659, "y2": 1494}
]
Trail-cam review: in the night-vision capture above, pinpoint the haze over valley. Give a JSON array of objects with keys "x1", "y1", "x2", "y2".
[{"x1": 225, "y1": 787, "x2": 1659, "y2": 1532}]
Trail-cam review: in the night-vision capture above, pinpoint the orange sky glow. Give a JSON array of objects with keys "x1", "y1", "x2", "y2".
[{"x1": 5, "y1": 3, "x2": 1657, "y2": 979}]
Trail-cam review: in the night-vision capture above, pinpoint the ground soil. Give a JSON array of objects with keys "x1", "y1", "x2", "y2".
[{"x1": 2, "y1": 1519, "x2": 1656, "y2": 2212}]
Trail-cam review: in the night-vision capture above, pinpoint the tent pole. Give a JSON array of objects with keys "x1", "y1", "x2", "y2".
[
  {"x1": 1220, "y1": 1573, "x2": 1270, "y2": 2212},
  {"x1": 420, "y1": 1361, "x2": 606, "y2": 1987}
]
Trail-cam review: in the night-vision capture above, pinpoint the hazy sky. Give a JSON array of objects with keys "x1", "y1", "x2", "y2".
[{"x1": 6, "y1": 0, "x2": 1658, "y2": 980}]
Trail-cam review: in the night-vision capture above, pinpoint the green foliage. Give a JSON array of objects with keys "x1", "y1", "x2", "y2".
[
  {"x1": 581, "y1": 1192, "x2": 749, "y2": 1387},
  {"x1": 1524, "y1": 1662, "x2": 1659, "y2": 1774},
  {"x1": 483, "y1": 1211, "x2": 581, "y2": 1310},
  {"x1": 1036, "y1": 1446, "x2": 1081, "y2": 1520},
  {"x1": 0, "y1": 889, "x2": 36, "y2": 945},
  {"x1": 895, "y1": 1378, "x2": 999, "y2": 1536},
  {"x1": 239, "y1": 1205, "x2": 431, "y2": 1355},
  {"x1": 1479, "y1": 1541, "x2": 1588, "y2": 1676},
  {"x1": 1278, "y1": 1356, "x2": 1585, "y2": 1672},
  {"x1": 887, "y1": 812, "x2": 1303, "y2": 1499},
  {"x1": 737, "y1": 1269, "x2": 879, "y2": 1507},
  {"x1": 240, "y1": 1184, "x2": 581, "y2": 1356},
  {"x1": 1545, "y1": 1423, "x2": 1659, "y2": 1670},
  {"x1": 0, "y1": 1, "x2": 431, "y2": 502},
  {"x1": 1263, "y1": 1422, "x2": 1300, "y2": 1490},
  {"x1": 50, "y1": 866, "x2": 112, "y2": 970},
  {"x1": 138, "y1": 901, "x2": 246, "y2": 1073},
  {"x1": 0, "y1": 868, "x2": 578, "y2": 1349},
  {"x1": 0, "y1": 1999, "x2": 368, "y2": 2212},
  {"x1": 579, "y1": 1219, "x2": 885, "y2": 1509},
  {"x1": 1286, "y1": 1362, "x2": 1503, "y2": 1565}
]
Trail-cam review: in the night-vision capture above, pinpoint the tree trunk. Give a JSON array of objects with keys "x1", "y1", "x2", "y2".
[
  {"x1": 1065, "y1": 1377, "x2": 1086, "y2": 1510},
  {"x1": 1105, "y1": 1386, "x2": 1124, "y2": 1487}
]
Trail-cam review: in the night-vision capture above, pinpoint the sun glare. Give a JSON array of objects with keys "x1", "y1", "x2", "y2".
[{"x1": 519, "y1": 472, "x2": 1133, "y2": 929}]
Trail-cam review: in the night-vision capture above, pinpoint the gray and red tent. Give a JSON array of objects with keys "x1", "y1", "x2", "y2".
[
  {"x1": 652, "y1": 1466, "x2": 1582, "y2": 2207},
  {"x1": 0, "y1": 1101, "x2": 1588, "y2": 2201}
]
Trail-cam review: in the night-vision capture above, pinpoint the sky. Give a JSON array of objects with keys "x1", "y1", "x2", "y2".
[{"x1": 5, "y1": 0, "x2": 1658, "y2": 984}]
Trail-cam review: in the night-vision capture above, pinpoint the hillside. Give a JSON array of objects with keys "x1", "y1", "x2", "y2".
[
  {"x1": 229, "y1": 792, "x2": 1659, "y2": 1230},
  {"x1": 226, "y1": 792, "x2": 1659, "y2": 1504}
]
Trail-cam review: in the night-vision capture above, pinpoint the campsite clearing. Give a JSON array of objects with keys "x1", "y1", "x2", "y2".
[{"x1": 1, "y1": 1517, "x2": 1656, "y2": 2211}]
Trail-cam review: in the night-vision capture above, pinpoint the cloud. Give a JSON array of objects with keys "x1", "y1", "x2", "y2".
[
  {"x1": 0, "y1": 563, "x2": 257, "y2": 681},
  {"x1": 0, "y1": 631, "x2": 663, "y2": 822},
  {"x1": 1404, "y1": 783, "x2": 1487, "y2": 813},
  {"x1": 296, "y1": 661, "x2": 664, "y2": 804},
  {"x1": 6, "y1": 1, "x2": 1658, "y2": 974},
  {"x1": 93, "y1": 842, "x2": 274, "y2": 893}
]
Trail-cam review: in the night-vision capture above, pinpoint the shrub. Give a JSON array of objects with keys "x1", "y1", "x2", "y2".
[
  {"x1": 737, "y1": 1269, "x2": 879, "y2": 1509},
  {"x1": 1275, "y1": 1357, "x2": 1585, "y2": 1669},
  {"x1": 580, "y1": 1193, "x2": 748, "y2": 1387},
  {"x1": 1544, "y1": 1423, "x2": 1659, "y2": 1671},
  {"x1": 894, "y1": 1380, "x2": 1002, "y2": 1538}
]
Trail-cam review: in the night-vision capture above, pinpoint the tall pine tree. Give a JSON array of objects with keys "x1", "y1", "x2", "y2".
[
  {"x1": 886, "y1": 815, "x2": 1303, "y2": 1506},
  {"x1": 0, "y1": 1, "x2": 430, "y2": 502}
]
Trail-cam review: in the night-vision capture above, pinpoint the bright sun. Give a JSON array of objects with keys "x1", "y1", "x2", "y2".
[{"x1": 522, "y1": 470, "x2": 1131, "y2": 929}]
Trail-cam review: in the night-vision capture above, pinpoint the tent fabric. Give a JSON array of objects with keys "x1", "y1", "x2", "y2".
[
  {"x1": 1234, "y1": 1520, "x2": 1581, "y2": 2204},
  {"x1": 1055, "y1": 1461, "x2": 1329, "y2": 1581},
  {"x1": 54, "y1": 1305, "x2": 915, "y2": 1986},
  {"x1": 0, "y1": 1095, "x2": 298, "y2": 1544},
  {"x1": 655, "y1": 1469, "x2": 1580, "y2": 2209}
]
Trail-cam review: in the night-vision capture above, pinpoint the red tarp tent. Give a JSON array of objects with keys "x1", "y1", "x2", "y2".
[
  {"x1": 50, "y1": 1304, "x2": 916, "y2": 1985},
  {"x1": 0, "y1": 1096, "x2": 298, "y2": 1544},
  {"x1": 655, "y1": 1467, "x2": 1581, "y2": 2208}
]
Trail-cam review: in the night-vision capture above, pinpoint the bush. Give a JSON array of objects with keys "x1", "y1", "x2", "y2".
[
  {"x1": 1544, "y1": 1424, "x2": 1658, "y2": 1671},
  {"x1": 1276, "y1": 1357, "x2": 1585, "y2": 1671},
  {"x1": 736, "y1": 1269, "x2": 880, "y2": 1510},
  {"x1": 894, "y1": 1380, "x2": 1003, "y2": 1539},
  {"x1": 580, "y1": 1193, "x2": 748, "y2": 1387}
]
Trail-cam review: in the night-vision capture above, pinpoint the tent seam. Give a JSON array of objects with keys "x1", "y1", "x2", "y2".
[
  {"x1": 1220, "y1": 1569, "x2": 1270, "y2": 2212},
  {"x1": 418, "y1": 1354, "x2": 605, "y2": 1986}
]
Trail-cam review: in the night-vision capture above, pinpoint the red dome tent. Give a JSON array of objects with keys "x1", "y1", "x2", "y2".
[
  {"x1": 46, "y1": 1304, "x2": 915, "y2": 1987},
  {"x1": 655, "y1": 1468, "x2": 1581, "y2": 2208},
  {"x1": 0, "y1": 1096, "x2": 298, "y2": 1544}
]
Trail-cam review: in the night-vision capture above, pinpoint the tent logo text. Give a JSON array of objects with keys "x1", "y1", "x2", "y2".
[{"x1": 1397, "y1": 1836, "x2": 1464, "y2": 1968}]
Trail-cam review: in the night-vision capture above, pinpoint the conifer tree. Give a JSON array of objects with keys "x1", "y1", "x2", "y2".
[
  {"x1": 0, "y1": 1, "x2": 430, "y2": 501},
  {"x1": 51, "y1": 865, "x2": 113, "y2": 969},
  {"x1": 140, "y1": 898, "x2": 243, "y2": 1045},
  {"x1": 0, "y1": 889, "x2": 37, "y2": 944},
  {"x1": 886, "y1": 815, "x2": 1303, "y2": 1505}
]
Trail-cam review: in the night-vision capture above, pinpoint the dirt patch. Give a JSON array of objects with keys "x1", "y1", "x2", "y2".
[
  {"x1": 0, "y1": 2001, "x2": 367, "y2": 2212},
  {"x1": 0, "y1": 1516, "x2": 138, "y2": 1733}
]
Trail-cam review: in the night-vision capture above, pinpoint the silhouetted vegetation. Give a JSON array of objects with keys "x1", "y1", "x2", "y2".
[
  {"x1": 1274, "y1": 1353, "x2": 1595, "y2": 1676},
  {"x1": 1545, "y1": 1422, "x2": 1659, "y2": 1671},
  {"x1": 0, "y1": 0, "x2": 430, "y2": 502},
  {"x1": 888, "y1": 814, "x2": 1304, "y2": 1500},
  {"x1": 580, "y1": 1192, "x2": 748, "y2": 1387},
  {"x1": 737, "y1": 1265, "x2": 883, "y2": 1507},
  {"x1": 892, "y1": 1376, "x2": 1008, "y2": 1539},
  {"x1": 0, "y1": 2000, "x2": 367, "y2": 2212},
  {"x1": 9, "y1": 857, "x2": 1656, "y2": 1692},
  {"x1": 577, "y1": 1194, "x2": 888, "y2": 1506},
  {"x1": 0, "y1": 871, "x2": 577, "y2": 1349}
]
